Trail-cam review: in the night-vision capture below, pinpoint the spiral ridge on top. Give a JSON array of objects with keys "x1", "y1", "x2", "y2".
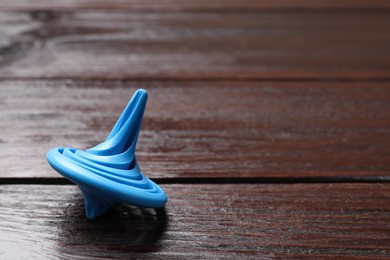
[{"x1": 47, "y1": 89, "x2": 167, "y2": 220}]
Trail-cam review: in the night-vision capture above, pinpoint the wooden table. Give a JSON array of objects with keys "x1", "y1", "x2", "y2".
[{"x1": 1, "y1": 1, "x2": 389, "y2": 258}]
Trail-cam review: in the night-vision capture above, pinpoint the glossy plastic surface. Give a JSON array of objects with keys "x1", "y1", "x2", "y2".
[{"x1": 47, "y1": 89, "x2": 167, "y2": 220}]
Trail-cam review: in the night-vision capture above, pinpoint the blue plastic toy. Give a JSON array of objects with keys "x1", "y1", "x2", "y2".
[{"x1": 47, "y1": 89, "x2": 167, "y2": 220}]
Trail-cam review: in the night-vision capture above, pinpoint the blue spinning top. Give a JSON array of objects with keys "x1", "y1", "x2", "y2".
[{"x1": 47, "y1": 89, "x2": 167, "y2": 220}]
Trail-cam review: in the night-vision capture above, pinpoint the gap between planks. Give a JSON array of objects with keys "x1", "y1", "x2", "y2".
[
  {"x1": 1, "y1": 176, "x2": 390, "y2": 185},
  {"x1": 3, "y1": 77, "x2": 390, "y2": 82}
]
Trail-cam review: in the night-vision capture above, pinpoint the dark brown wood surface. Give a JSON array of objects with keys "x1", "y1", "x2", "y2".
[
  {"x1": 0, "y1": 10, "x2": 389, "y2": 79},
  {"x1": 0, "y1": 184, "x2": 389, "y2": 258},
  {"x1": 0, "y1": 80, "x2": 389, "y2": 179},
  {"x1": 1, "y1": 0, "x2": 390, "y2": 11},
  {"x1": 0, "y1": 1, "x2": 389, "y2": 258}
]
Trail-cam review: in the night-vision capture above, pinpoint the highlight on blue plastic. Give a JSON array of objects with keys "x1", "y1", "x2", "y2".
[{"x1": 47, "y1": 89, "x2": 167, "y2": 220}]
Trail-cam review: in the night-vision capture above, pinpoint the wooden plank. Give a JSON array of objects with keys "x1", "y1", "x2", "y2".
[
  {"x1": 0, "y1": 184, "x2": 389, "y2": 258},
  {"x1": 0, "y1": 11, "x2": 389, "y2": 79},
  {"x1": 1, "y1": 1, "x2": 390, "y2": 12},
  {"x1": 0, "y1": 80, "x2": 389, "y2": 178}
]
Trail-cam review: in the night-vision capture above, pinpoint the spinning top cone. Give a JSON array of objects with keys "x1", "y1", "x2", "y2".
[{"x1": 47, "y1": 89, "x2": 167, "y2": 220}]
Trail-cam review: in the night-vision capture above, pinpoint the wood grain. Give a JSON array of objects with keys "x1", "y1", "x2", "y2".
[
  {"x1": 0, "y1": 184, "x2": 389, "y2": 258},
  {"x1": 1, "y1": 1, "x2": 390, "y2": 11},
  {"x1": 0, "y1": 10, "x2": 389, "y2": 79},
  {"x1": 0, "y1": 1, "x2": 389, "y2": 258},
  {"x1": 0, "y1": 80, "x2": 389, "y2": 178}
]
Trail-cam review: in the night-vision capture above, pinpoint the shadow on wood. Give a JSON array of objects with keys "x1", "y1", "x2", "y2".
[{"x1": 56, "y1": 192, "x2": 169, "y2": 255}]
